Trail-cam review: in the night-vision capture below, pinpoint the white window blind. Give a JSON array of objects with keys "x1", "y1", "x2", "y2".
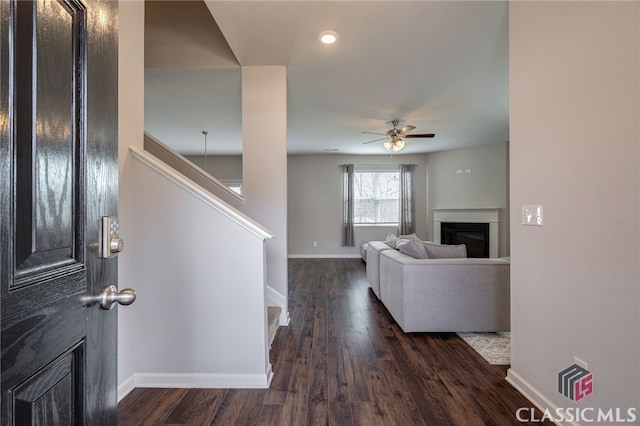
[{"x1": 353, "y1": 168, "x2": 399, "y2": 224}]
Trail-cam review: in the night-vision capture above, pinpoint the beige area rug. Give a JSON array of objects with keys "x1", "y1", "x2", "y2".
[{"x1": 457, "y1": 332, "x2": 511, "y2": 365}]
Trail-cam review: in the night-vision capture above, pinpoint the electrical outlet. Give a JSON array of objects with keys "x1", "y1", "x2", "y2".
[{"x1": 313, "y1": 241, "x2": 318, "y2": 248}]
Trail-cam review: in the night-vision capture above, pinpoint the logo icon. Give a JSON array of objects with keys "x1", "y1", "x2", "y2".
[{"x1": 558, "y1": 364, "x2": 593, "y2": 401}]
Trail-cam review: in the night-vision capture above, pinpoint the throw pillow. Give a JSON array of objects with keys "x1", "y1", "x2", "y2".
[
  {"x1": 385, "y1": 232, "x2": 399, "y2": 248},
  {"x1": 385, "y1": 232, "x2": 416, "y2": 249},
  {"x1": 397, "y1": 235, "x2": 429, "y2": 259},
  {"x1": 424, "y1": 242, "x2": 467, "y2": 259}
]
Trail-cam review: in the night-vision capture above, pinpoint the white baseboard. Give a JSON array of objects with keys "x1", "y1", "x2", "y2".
[
  {"x1": 117, "y1": 374, "x2": 137, "y2": 402},
  {"x1": 288, "y1": 254, "x2": 362, "y2": 259},
  {"x1": 117, "y1": 365, "x2": 273, "y2": 402},
  {"x1": 506, "y1": 368, "x2": 578, "y2": 426}
]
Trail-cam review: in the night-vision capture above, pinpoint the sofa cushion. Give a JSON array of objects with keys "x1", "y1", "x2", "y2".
[
  {"x1": 424, "y1": 242, "x2": 467, "y2": 259},
  {"x1": 397, "y1": 235, "x2": 429, "y2": 259},
  {"x1": 365, "y1": 241, "x2": 394, "y2": 299}
]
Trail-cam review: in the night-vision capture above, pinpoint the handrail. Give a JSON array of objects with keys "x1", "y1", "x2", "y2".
[
  {"x1": 143, "y1": 132, "x2": 243, "y2": 205},
  {"x1": 130, "y1": 146, "x2": 273, "y2": 240}
]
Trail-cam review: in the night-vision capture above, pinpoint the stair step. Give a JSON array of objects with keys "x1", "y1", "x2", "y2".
[{"x1": 267, "y1": 306, "x2": 282, "y2": 346}]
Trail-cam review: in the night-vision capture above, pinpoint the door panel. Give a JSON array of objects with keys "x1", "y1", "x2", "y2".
[
  {"x1": 1, "y1": 0, "x2": 119, "y2": 424},
  {"x1": 13, "y1": 344, "x2": 83, "y2": 425},
  {"x1": 14, "y1": 0, "x2": 83, "y2": 280}
]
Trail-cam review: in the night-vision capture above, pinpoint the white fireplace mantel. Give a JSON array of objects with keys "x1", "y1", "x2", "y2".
[{"x1": 432, "y1": 208, "x2": 500, "y2": 258}]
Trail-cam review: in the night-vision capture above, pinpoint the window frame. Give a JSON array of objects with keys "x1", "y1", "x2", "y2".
[{"x1": 352, "y1": 166, "x2": 400, "y2": 226}]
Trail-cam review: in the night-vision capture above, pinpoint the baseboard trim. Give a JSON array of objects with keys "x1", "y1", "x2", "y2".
[
  {"x1": 506, "y1": 368, "x2": 577, "y2": 426},
  {"x1": 288, "y1": 254, "x2": 362, "y2": 259},
  {"x1": 117, "y1": 374, "x2": 137, "y2": 402},
  {"x1": 117, "y1": 365, "x2": 273, "y2": 402}
]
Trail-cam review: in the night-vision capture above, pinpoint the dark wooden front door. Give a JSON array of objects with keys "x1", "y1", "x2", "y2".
[{"x1": 0, "y1": 0, "x2": 119, "y2": 424}]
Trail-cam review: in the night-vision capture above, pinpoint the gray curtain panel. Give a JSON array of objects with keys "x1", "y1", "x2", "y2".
[
  {"x1": 399, "y1": 164, "x2": 416, "y2": 235},
  {"x1": 342, "y1": 164, "x2": 355, "y2": 246}
]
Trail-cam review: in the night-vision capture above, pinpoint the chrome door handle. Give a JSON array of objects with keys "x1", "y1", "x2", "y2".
[
  {"x1": 83, "y1": 285, "x2": 136, "y2": 310},
  {"x1": 100, "y1": 285, "x2": 136, "y2": 310}
]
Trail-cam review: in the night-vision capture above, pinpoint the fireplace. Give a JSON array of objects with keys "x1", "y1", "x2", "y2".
[
  {"x1": 441, "y1": 222, "x2": 490, "y2": 258},
  {"x1": 432, "y1": 208, "x2": 499, "y2": 258}
]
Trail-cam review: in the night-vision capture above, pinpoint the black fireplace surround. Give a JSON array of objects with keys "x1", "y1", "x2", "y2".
[{"x1": 441, "y1": 222, "x2": 490, "y2": 258}]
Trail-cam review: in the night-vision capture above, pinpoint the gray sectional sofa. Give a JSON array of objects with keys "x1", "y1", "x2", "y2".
[
  {"x1": 365, "y1": 241, "x2": 394, "y2": 298},
  {"x1": 366, "y1": 237, "x2": 510, "y2": 333}
]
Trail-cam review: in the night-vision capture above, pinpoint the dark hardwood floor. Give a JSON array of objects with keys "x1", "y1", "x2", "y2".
[{"x1": 118, "y1": 258, "x2": 551, "y2": 425}]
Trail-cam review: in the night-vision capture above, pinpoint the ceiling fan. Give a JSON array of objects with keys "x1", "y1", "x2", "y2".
[{"x1": 362, "y1": 119, "x2": 435, "y2": 152}]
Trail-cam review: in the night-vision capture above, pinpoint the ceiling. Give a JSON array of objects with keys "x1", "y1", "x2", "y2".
[{"x1": 144, "y1": 1, "x2": 509, "y2": 156}]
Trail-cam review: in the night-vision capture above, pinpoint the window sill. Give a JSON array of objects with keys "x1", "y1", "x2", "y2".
[{"x1": 354, "y1": 224, "x2": 398, "y2": 227}]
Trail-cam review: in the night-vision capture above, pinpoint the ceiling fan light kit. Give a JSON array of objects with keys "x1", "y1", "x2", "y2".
[
  {"x1": 384, "y1": 137, "x2": 405, "y2": 152},
  {"x1": 362, "y1": 119, "x2": 435, "y2": 152}
]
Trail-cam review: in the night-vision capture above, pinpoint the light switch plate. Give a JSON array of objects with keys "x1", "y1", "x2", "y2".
[{"x1": 522, "y1": 205, "x2": 543, "y2": 226}]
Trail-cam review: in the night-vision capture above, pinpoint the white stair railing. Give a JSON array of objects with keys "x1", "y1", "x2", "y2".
[{"x1": 143, "y1": 132, "x2": 244, "y2": 209}]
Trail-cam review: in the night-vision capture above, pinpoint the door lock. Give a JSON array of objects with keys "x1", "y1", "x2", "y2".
[{"x1": 100, "y1": 216, "x2": 124, "y2": 258}]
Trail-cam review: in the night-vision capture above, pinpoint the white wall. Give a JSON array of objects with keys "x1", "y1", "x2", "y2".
[
  {"x1": 428, "y1": 141, "x2": 510, "y2": 256},
  {"x1": 241, "y1": 67, "x2": 288, "y2": 320},
  {"x1": 117, "y1": 0, "x2": 144, "y2": 396},
  {"x1": 119, "y1": 151, "x2": 271, "y2": 392},
  {"x1": 287, "y1": 145, "x2": 510, "y2": 258},
  {"x1": 117, "y1": 9, "x2": 278, "y2": 396},
  {"x1": 509, "y1": 2, "x2": 639, "y2": 420},
  {"x1": 288, "y1": 154, "x2": 428, "y2": 256}
]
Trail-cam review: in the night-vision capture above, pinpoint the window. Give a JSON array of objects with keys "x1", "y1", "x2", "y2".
[
  {"x1": 221, "y1": 180, "x2": 243, "y2": 196},
  {"x1": 353, "y1": 169, "x2": 399, "y2": 224}
]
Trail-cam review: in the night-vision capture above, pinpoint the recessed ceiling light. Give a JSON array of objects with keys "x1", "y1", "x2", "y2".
[{"x1": 319, "y1": 30, "x2": 338, "y2": 45}]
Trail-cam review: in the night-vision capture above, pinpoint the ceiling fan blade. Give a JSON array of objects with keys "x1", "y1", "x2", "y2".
[
  {"x1": 404, "y1": 133, "x2": 435, "y2": 138},
  {"x1": 399, "y1": 125, "x2": 416, "y2": 134},
  {"x1": 361, "y1": 131, "x2": 386, "y2": 136},
  {"x1": 362, "y1": 137, "x2": 388, "y2": 144}
]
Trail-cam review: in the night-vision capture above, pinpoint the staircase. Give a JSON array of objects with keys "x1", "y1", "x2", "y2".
[
  {"x1": 119, "y1": 146, "x2": 276, "y2": 394},
  {"x1": 267, "y1": 306, "x2": 282, "y2": 347}
]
